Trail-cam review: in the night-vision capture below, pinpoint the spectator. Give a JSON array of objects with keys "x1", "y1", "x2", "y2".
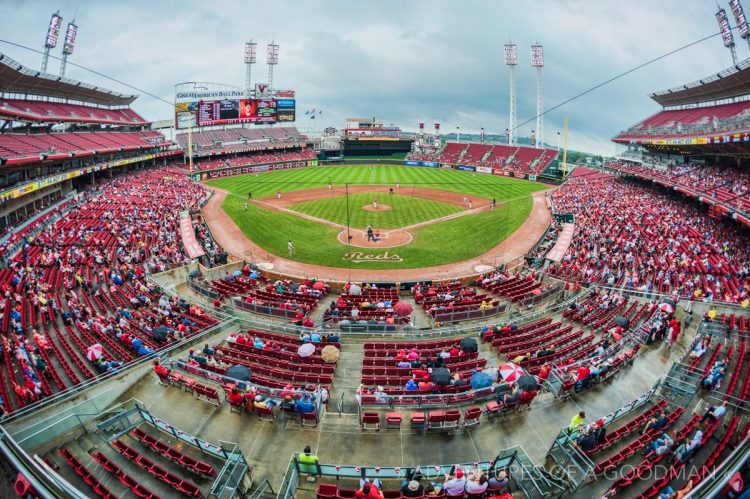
[
  {"x1": 569, "y1": 411, "x2": 586, "y2": 432},
  {"x1": 643, "y1": 411, "x2": 668, "y2": 435},
  {"x1": 297, "y1": 445, "x2": 319, "y2": 482},
  {"x1": 443, "y1": 467, "x2": 467, "y2": 495},
  {"x1": 355, "y1": 483, "x2": 383, "y2": 499},
  {"x1": 464, "y1": 470, "x2": 488, "y2": 495},
  {"x1": 700, "y1": 401, "x2": 728, "y2": 424}
]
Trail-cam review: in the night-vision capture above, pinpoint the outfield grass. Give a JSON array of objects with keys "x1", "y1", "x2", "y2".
[
  {"x1": 290, "y1": 192, "x2": 462, "y2": 229},
  {"x1": 208, "y1": 165, "x2": 545, "y2": 269}
]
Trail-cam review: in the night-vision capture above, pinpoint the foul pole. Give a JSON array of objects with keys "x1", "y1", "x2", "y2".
[{"x1": 561, "y1": 116, "x2": 569, "y2": 177}]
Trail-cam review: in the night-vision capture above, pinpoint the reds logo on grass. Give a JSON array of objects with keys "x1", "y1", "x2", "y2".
[{"x1": 342, "y1": 251, "x2": 404, "y2": 263}]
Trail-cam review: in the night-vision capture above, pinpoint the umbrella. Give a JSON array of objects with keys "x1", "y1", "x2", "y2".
[
  {"x1": 86, "y1": 343, "x2": 103, "y2": 361},
  {"x1": 658, "y1": 303, "x2": 675, "y2": 314},
  {"x1": 613, "y1": 316, "x2": 629, "y2": 328},
  {"x1": 498, "y1": 362, "x2": 525, "y2": 382},
  {"x1": 225, "y1": 365, "x2": 251, "y2": 381},
  {"x1": 662, "y1": 297, "x2": 676, "y2": 308},
  {"x1": 459, "y1": 338, "x2": 478, "y2": 353},
  {"x1": 393, "y1": 302, "x2": 413, "y2": 316},
  {"x1": 321, "y1": 345, "x2": 340, "y2": 364},
  {"x1": 470, "y1": 371, "x2": 492, "y2": 389},
  {"x1": 517, "y1": 374, "x2": 538, "y2": 391},
  {"x1": 152, "y1": 325, "x2": 169, "y2": 343},
  {"x1": 297, "y1": 343, "x2": 316, "y2": 357},
  {"x1": 313, "y1": 281, "x2": 326, "y2": 290},
  {"x1": 250, "y1": 272, "x2": 259, "y2": 279},
  {"x1": 431, "y1": 367, "x2": 452, "y2": 386},
  {"x1": 349, "y1": 284, "x2": 362, "y2": 296}
]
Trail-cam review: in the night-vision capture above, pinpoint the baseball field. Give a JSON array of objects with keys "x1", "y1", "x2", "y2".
[{"x1": 206, "y1": 165, "x2": 546, "y2": 270}]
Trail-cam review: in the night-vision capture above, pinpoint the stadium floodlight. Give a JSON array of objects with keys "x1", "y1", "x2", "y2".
[
  {"x1": 531, "y1": 44, "x2": 544, "y2": 148},
  {"x1": 244, "y1": 41, "x2": 258, "y2": 97},
  {"x1": 729, "y1": 0, "x2": 750, "y2": 51},
  {"x1": 41, "y1": 11, "x2": 63, "y2": 72},
  {"x1": 503, "y1": 44, "x2": 517, "y2": 66},
  {"x1": 504, "y1": 43, "x2": 518, "y2": 146},
  {"x1": 267, "y1": 43, "x2": 279, "y2": 92},
  {"x1": 530, "y1": 44, "x2": 544, "y2": 68},
  {"x1": 62, "y1": 22, "x2": 77, "y2": 54},
  {"x1": 716, "y1": 7, "x2": 739, "y2": 64},
  {"x1": 245, "y1": 41, "x2": 258, "y2": 63},
  {"x1": 59, "y1": 21, "x2": 78, "y2": 77}
]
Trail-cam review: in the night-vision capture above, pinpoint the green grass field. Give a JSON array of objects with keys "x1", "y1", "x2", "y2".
[
  {"x1": 290, "y1": 192, "x2": 462, "y2": 229},
  {"x1": 207, "y1": 165, "x2": 545, "y2": 269}
]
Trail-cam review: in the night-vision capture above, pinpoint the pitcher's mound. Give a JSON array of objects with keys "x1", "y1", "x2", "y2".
[
  {"x1": 362, "y1": 204, "x2": 391, "y2": 212},
  {"x1": 337, "y1": 228, "x2": 413, "y2": 248}
]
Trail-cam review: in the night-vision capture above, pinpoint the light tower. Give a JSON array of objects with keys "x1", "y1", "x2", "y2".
[
  {"x1": 266, "y1": 42, "x2": 279, "y2": 92},
  {"x1": 504, "y1": 43, "x2": 518, "y2": 146},
  {"x1": 716, "y1": 7, "x2": 738, "y2": 65},
  {"x1": 729, "y1": 0, "x2": 750, "y2": 51},
  {"x1": 244, "y1": 41, "x2": 257, "y2": 97},
  {"x1": 59, "y1": 20, "x2": 78, "y2": 77},
  {"x1": 41, "y1": 11, "x2": 63, "y2": 73},
  {"x1": 531, "y1": 44, "x2": 544, "y2": 148}
]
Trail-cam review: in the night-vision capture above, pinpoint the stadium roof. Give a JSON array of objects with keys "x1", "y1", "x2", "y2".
[
  {"x1": 650, "y1": 58, "x2": 750, "y2": 107},
  {"x1": 0, "y1": 53, "x2": 137, "y2": 107}
]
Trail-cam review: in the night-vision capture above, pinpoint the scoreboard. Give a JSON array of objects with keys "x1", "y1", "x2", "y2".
[{"x1": 174, "y1": 85, "x2": 295, "y2": 129}]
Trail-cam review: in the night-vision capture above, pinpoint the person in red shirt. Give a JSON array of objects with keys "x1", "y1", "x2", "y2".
[
  {"x1": 153, "y1": 360, "x2": 169, "y2": 378},
  {"x1": 574, "y1": 366, "x2": 591, "y2": 382},
  {"x1": 303, "y1": 317, "x2": 314, "y2": 328},
  {"x1": 449, "y1": 346, "x2": 460, "y2": 357},
  {"x1": 355, "y1": 483, "x2": 383, "y2": 499},
  {"x1": 227, "y1": 388, "x2": 244, "y2": 407},
  {"x1": 417, "y1": 380, "x2": 433, "y2": 392}
]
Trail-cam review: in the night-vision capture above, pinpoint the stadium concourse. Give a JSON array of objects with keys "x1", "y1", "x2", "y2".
[{"x1": 0, "y1": 56, "x2": 749, "y2": 499}]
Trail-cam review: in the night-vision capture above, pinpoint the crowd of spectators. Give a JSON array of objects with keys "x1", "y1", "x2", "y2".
[
  {"x1": 193, "y1": 148, "x2": 315, "y2": 172},
  {"x1": 548, "y1": 171, "x2": 750, "y2": 305},
  {"x1": 0, "y1": 167, "x2": 218, "y2": 413},
  {"x1": 406, "y1": 142, "x2": 557, "y2": 175},
  {"x1": 609, "y1": 162, "x2": 750, "y2": 215}
]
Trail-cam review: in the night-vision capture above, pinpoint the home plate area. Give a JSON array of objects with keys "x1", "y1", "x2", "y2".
[{"x1": 337, "y1": 228, "x2": 413, "y2": 248}]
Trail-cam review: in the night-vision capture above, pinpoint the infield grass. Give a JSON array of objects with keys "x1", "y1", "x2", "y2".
[
  {"x1": 207, "y1": 165, "x2": 545, "y2": 269},
  {"x1": 290, "y1": 192, "x2": 462, "y2": 229}
]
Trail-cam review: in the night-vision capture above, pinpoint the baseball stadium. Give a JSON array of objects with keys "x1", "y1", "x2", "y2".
[{"x1": 0, "y1": 3, "x2": 748, "y2": 499}]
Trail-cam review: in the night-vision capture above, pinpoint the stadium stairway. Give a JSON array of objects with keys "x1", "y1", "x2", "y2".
[{"x1": 329, "y1": 342, "x2": 364, "y2": 414}]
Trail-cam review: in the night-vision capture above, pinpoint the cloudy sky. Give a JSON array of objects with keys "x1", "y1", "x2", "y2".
[{"x1": 1, "y1": 0, "x2": 743, "y2": 154}]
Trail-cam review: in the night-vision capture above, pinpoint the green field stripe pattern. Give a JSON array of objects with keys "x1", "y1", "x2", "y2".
[
  {"x1": 290, "y1": 192, "x2": 461, "y2": 229},
  {"x1": 208, "y1": 165, "x2": 545, "y2": 269}
]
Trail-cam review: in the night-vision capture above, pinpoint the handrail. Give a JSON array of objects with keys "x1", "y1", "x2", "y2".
[
  {"x1": 0, "y1": 426, "x2": 87, "y2": 499},
  {"x1": 684, "y1": 429, "x2": 750, "y2": 498}
]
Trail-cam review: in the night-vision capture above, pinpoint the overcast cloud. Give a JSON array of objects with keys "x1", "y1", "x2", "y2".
[{"x1": 0, "y1": 0, "x2": 742, "y2": 154}]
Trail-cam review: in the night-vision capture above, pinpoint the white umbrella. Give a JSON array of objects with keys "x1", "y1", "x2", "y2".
[
  {"x1": 658, "y1": 303, "x2": 675, "y2": 314},
  {"x1": 349, "y1": 284, "x2": 362, "y2": 296},
  {"x1": 86, "y1": 343, "x2": 103, "y2": 361},
  {"x1": 498, "y1": 362, "x2": 525, "y2": 382},
  {"x1": 297, "y1": 343, "x2": 316, "y2": 358}
]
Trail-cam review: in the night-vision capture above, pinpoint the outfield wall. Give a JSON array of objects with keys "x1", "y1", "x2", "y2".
[{"x1": 187, "y1": 157, "x2": 560, "y2": 185}]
